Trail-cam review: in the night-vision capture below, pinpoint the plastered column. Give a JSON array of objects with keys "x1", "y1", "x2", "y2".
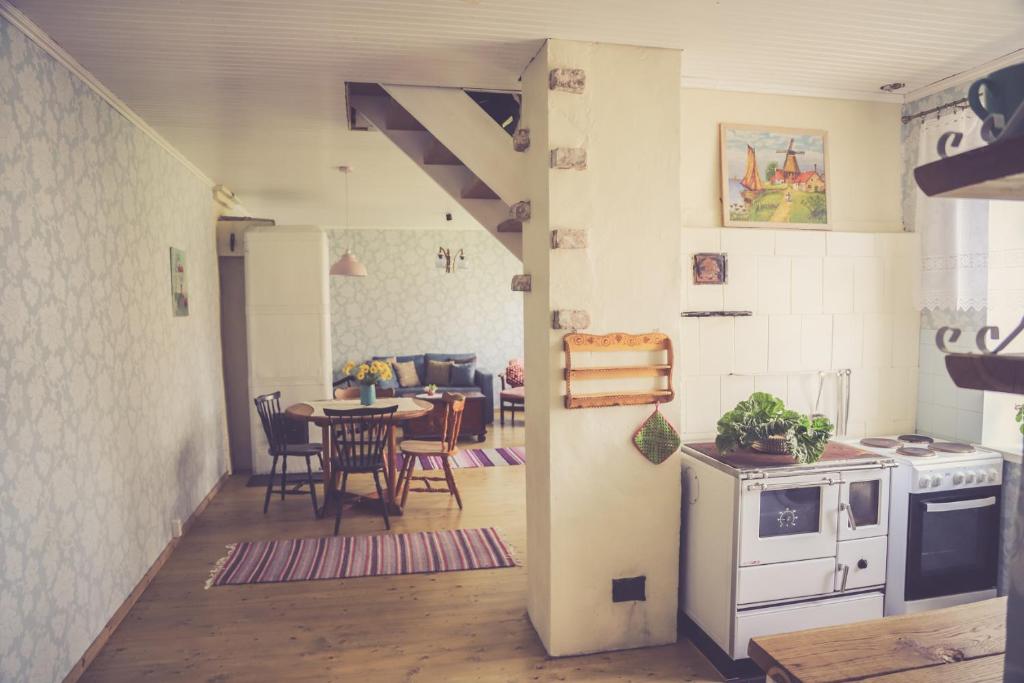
[{"x1": 523, "y1": 40, "x2": 683, "y2": 656}]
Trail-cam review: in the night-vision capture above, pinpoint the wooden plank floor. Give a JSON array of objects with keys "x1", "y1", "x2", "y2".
[{"x1": 82, "y1": 420, "x2": 720, "y2": 682}]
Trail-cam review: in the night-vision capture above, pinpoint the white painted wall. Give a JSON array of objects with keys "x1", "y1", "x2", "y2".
[
  {"x1": 245, "y1": 226, "x2": 332, "y2": 473},
  {"x1": 681, "y1": 89, "x2": 903, "y2": 232},
  {"x1": 525, "y1": 40, "x2": 683, "y2": 656},
  {"x1": 680, "y1": 229, "x2": 920, "y2": 439}
]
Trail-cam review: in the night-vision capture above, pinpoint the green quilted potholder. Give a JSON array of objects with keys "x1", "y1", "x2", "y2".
[{"x1": 632, "y1": 407, "x2": 681, "y2": 465}]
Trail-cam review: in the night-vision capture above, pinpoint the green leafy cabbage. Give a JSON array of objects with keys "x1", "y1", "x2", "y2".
[{"x1": 715, "y1": 392, "x2": 834, "y2": 464}]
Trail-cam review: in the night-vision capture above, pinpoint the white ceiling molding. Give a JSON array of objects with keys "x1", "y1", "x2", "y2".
[
  {"x1": 0, "y1": 0, "x2": 215, "y2": 188},
  {"x1": 905, "y1": 47, "x2": 1024, "y2": 102},
  {"x1": 681, "y1": 76, "x2": 904, "y2": 104},
  {"x1": 9, "y1": 0, "x2": 1022, "y2": 226}
]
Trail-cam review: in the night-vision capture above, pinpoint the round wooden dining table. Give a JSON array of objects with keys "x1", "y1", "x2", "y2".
[{"x1": 286, "y1": 396, "x2": 432, "y2": 517}]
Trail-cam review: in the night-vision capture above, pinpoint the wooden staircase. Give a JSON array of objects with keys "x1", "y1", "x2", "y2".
[{"x1": 347, "y1": 83, "x2": 523, "y2": 259}]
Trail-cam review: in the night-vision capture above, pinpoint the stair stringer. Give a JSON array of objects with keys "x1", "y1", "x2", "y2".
[
  {"x1": 351, "y1": 93, "x2": 522, "y2": 260},
  {"x1": 382, "y1": 84, "x2": 525, "y2": 206}
]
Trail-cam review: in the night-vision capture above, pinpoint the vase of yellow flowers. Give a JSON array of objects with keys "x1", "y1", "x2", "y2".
[{"x1": 342, "y1": 360, "x2": 394, "y2": 406}]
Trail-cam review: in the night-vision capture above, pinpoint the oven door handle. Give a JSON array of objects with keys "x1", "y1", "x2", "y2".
[
  {"x1": 839, "y1": 502, "x2": 858, "y2": 531},
  {"x1": 746, "y1": 477, "x2": 836, "y2": 492},
  {"x1": 924, "y1": 496, "x2": 997, "y2": 513}
]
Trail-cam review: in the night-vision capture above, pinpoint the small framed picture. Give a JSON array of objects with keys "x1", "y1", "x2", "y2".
[
  {"x1": 693, "y1": 253, "x2": 727, "y2": 285},
  {"x1": 170, "y1": 247, "x2": 189, "y2": 316}
]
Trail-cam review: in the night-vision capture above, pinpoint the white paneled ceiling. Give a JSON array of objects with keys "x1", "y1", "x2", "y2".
[{"x1": 8, "y1": 0, "x2": 1024, "y2": 227}]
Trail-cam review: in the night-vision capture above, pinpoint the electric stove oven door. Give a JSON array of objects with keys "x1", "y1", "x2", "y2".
[
  {"x1": 905, "y1": 485, "x2": 1000, "y2": 604},
  {"x1": 739, "y1": 473, "x2": 840, "y2": 566}
]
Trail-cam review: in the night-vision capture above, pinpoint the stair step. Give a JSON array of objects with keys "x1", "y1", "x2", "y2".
[
  {"x1": 386, "y1": 101, "x2": 426, "y2": 131},
  {"x1": 423, "y1": 141, "x2": 462, "y2": 166},
  {"x1": 497, "y1": 219, "x2": 523, "y2": 233},
  {"x1": 462, "y1": 178, "x2": 500, "y2": 200}
]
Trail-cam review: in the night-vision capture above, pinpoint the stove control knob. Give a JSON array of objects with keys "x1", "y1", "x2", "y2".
[
  {"x1": 964, "y1": 471, "x2": 975, "y2": 484},
  {"x1": 952, "y1": 472, "x2": 965, "y2": 485},
  {"x1": 988, "y1": 469, "x2": 999, "y2": 483},
  {"x1": 918, "y1": 477, "x2": 929, "y2": 489},
  {"x1": 930, "y1": 474, "x2": 943, "y2": 488}
]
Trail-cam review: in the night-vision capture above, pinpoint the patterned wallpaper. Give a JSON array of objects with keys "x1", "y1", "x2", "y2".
[
  {"x1": 327, "y1": 228, "x2": 524, "y2": 391},
  {"x1": 0, "y1": 17, "x2": 228, "y2": 683}
]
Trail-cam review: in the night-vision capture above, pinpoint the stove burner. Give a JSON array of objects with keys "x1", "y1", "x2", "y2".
[
  {"x1": 896, "y1": 446, "x2": 935, "y2": 457},
  {"x1": 898, "y1": 434, "x2": 935, "y2": 445},
  {"x1": 930, "y1": 441, "x2": 976, "y2": 454},
  {"x1": 861, "y1": 437, "x2": 900, "y2": 449}
]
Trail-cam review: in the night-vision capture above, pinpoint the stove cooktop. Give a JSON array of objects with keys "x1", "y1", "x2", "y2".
[
  {"x1": 683, "y1": 441, "x2": 889, "y2": 474},
  {"x1": 849, "y1": 434, "x2": 1002, "y2": 466}
]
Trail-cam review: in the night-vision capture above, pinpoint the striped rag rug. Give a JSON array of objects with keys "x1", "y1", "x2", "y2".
[
  {"x1": 405, "y1": 446, "x2": 525, "y2": 471},
  {"x1": 206, "y1": 527, "x2": 517, "y2": 588}
]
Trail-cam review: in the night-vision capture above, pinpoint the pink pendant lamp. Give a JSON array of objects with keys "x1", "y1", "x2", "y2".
[{"x1": 329, "y1": 165, "x2": 367, "y2": 277}]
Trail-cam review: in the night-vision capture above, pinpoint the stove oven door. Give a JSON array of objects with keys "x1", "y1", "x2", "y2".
[
  {"x1": 905, "y1": 485, "x2": 1001, "y2": 602},
  {"x1": 739, "y1": 473, "x2": 841, "y2": 566},
  {"x1": 838, "y1": 468, "x2": 890, "y2": 541}
]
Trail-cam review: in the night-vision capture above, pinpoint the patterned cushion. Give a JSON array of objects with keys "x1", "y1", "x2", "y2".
[
  {"x1": 425, "y1": 359, "x2": 452, "y2": 386},
  {"x1": 505, "y1": 358, "x2": 524, "y2": 387},
  {"x1": 394, "y1": 360, "x2": 422, "y2": 388}
]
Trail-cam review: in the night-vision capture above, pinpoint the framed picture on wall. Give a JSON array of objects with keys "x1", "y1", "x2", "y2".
[
  {"x1": 170, "y1": 247, "x2": 189, "y2": 316},
  {"x1": 720, "y1": 123, "x2": 831, "y2": 229}
]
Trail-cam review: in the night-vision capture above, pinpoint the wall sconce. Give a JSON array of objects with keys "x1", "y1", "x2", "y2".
[{"x1": 436, "y1": 247, "x2": 467, "y2": 273}]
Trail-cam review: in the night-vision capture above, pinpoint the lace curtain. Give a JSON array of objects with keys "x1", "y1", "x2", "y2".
[{"x1": 914, "y1": 112, "x2": 989, "y2": 311}]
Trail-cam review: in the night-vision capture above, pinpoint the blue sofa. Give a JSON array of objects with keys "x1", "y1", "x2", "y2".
[{"x1": 355, "y1": 353, "x2": 494, "y2": 424}]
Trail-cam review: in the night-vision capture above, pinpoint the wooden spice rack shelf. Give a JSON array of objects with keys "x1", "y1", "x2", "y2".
[{"x1": 563, "y1": 332, "x2": 674, "y2": 409}]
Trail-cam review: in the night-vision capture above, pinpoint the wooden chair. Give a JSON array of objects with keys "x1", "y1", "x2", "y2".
[
  {"x1": 253, "y1": 391, "x2": 322, "y2": 516},
  {"x1": 396, "y1": 393, "x2": 466, "y2": 509},
  {"x1": 498, "y1": 372, "x2": 525, "y2": 426},
  {"x1": 324, "y1": 405, "x2": 399, "y2": 535}
]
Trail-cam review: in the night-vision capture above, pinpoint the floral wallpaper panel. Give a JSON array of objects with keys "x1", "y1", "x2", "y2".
[
  {"x1": 328, "y1": 228, "x2": 524, "y2": 394},
  {"x1": 0, "y1": 17, "x2": 228, "y2": 683}
]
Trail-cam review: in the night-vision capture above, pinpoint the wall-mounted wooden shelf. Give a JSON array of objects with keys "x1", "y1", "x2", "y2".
[
  {"x1": 563, "y1": 332, "x2": 674, "y2": 409},
  {"x1": 914, "y1": 135, "x2": 1024, "y2": 200},
  {"x1": 566, "y1": 365, "x2": 671, "y2": 380}
]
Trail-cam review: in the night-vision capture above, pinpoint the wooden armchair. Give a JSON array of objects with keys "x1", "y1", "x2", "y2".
[{"x1": 498, "y1": 359, "x2": 525, "y2": 426}]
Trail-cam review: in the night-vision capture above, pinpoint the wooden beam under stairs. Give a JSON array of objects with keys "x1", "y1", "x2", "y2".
[
  {"x1": 497, "y1": 219, "x2": 522, "y2": 233},
  {"x1": 423, "y1": 140, "x2": 461, "y2": 166},
  {"x1": 462, "y1": 178, "x2": 500, "y2": 200},
  {"x1": 385, "y1": 100, "x2": 426, "y2": 131}
]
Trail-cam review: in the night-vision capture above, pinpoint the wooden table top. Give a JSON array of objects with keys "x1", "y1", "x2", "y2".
[
  {"x1": 748, "y1": 597, "x2": 1007, "y2": 682},
  {"x1": 286, "y1": 397, "x2": 432, "y2": 424}
]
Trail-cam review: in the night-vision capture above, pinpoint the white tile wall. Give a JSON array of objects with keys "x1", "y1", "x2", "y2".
[
  {"x1": 681, "y1": 228, "x2": 920, "y2": 440},
  {"x1": 822, "y1": 257, "x2": 855, "y2": 314},
  {"x1": 791, "y1": 257, "x2": 824, "y2": 314},
  {"x1": 757, "y1": 256, "x2": 792, "y2": 314},
  {"x1": 734, "y1": 316, "x2": 768, "y2": 374},
  {"x1": 916, "y1": 324, "x2": 983, "y2": 442}
]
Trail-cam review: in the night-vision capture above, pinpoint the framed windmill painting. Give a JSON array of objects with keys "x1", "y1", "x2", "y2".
[{"x1": 720, "y1": 123, "x2": 831, "y2": 229}]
